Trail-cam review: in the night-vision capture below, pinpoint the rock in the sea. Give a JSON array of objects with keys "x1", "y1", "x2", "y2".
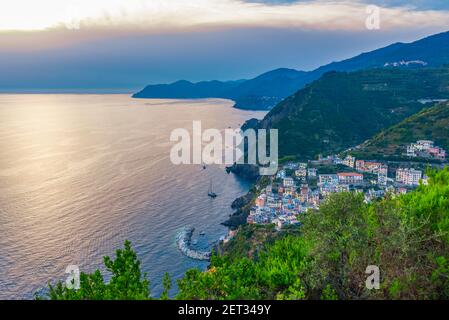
[
  {"x1": 231, "y1": 192, "x2": 255, "y2": 210},
  {"x1": 226, "y1": 163, "x2": 260, "y2": 181}
]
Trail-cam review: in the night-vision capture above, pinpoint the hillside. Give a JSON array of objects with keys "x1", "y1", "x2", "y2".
[
  {"x1": 175, "y1": 169, "x2": 449, "y2": 300},
  {"x1": 249, "y1": 67, "x2": 449, "y2": 160},
  {"x1": 45, "y1": 169, "x2": 449, "y2": 300},
  {"x1": 133, "y1": 68, "x2": 308, "y2": 110},
  {"x1": 132, "y1": 79, "x2": 243, "y2": 99},
  {"x1": 133, "y1": 30, "x2": 449, "y2": 110},
  {"x1": 311, "y1": 30, "x2": 449, "y2": 75},
  {"x1": 352, "y1": 101, "x2": 449, "y2": 160},
  {"x1": 229, "y1": 68, "x2": 309, "y2": 109}
]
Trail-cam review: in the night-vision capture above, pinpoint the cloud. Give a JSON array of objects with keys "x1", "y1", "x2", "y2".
[{"x1": 1, "y1": 0, "x2": 449, "y2": 33}]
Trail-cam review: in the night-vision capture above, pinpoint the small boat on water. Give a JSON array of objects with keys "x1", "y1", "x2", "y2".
[
  {"x1": 199, "y1": 231, "x2": 206, "y2": 236},
  {"x1": 208, "y1": 180, "x2": 217, "y2": 198}
]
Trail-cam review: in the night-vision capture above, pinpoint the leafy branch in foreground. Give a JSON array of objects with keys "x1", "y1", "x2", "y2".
[
  {"x1": 41, "y1": 240, "x2": 152, "y2": 300},
  {"x1": 177, "y1": 168, "x2": 449, "y2": 300}
]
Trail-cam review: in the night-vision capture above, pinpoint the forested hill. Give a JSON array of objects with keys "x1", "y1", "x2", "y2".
[
  {"x1": 352, "y1": 101, "x2": 449, "y2": 160},
  {"x1": 133, "y1": 68, "x2": 309, "y2": 110},
  {"x1": 133, "y1": 30, "x2": 449, "y2": 110},
  {"x1": 248, "y1": 67, "x2": 449, "y2": 160}
]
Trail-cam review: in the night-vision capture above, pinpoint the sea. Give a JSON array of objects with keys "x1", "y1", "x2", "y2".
[{"x1": 0, "y1": 94, "x2": 266, "y2": 299}]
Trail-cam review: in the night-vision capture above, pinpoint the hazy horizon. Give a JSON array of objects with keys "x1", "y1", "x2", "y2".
[{"x1": 1, "y1": 0, "x2": 449, "y2": 90}]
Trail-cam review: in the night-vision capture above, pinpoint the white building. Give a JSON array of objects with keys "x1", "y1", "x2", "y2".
[
  {"x1": 342, "y1": 156, "x2": 356, "y2": 168},
  {"x1": 337, "y1": 172, "x2": 364, "y2": 185},
  {"x1": 407, "y1": 140, "x2": 446, "y2": 160},
  {"x1": 319, "y1": 174, "x2": 339, "y2": 185},
  {"x1": 407, "y1": 140, "x2": 434, "y2": 156},
  {"x1": 406, "y1": 144, "x2": 416, "y2": 157},
  {"x1": 295, "y1": 168, "x2": 307, "y2": 178},
  {"x1": 277, "y1": 170, "x2": 287, "y2": 179},
  {"x1": 396, "y1": 168, "x2": 422, "y2": 186},
  {"x1": 283, "y1": 177, "x2": 295, "y2": 187},
  {"x1": 377, "y1": 165, "x2": 388, "y2": 186},
  {"x1": 417, "y1": 140, "x2": 434, "y2": 149}
]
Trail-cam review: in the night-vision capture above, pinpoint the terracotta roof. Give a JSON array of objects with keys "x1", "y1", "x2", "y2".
[{"x1": 337, "y1": 172, "x2": 363, "y2": 177}]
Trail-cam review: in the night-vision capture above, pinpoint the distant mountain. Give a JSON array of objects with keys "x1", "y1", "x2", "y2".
[
  {"x1": 310, "y1": 30, "x2": 449, "y2": 75},
  {"x1": 133, "y1": 30, "x2": 449, "y2": 110},
  {"x1": 352, "y1": 101, "x2": 449, "y2": 161},
  {"x1": 227, "y1": 68, "x2": 309, "y2": 109},
  {"x1": 132, "y1": 79, "x2": 244, "y2": 99},
  {"x1": 133, "y1": 68, "x2": 308, "y2": 109},
  {"x1": 247, "y1": 67, "x2": 449, "y2": 160}
]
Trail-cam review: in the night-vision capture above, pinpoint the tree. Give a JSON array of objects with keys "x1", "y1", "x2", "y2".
[
  {"x1": 161, "y1": 272, "x2": 172, "y2": 300},
  {"x1": 42, "y1": 240, "x2": 151, "y2": 300},
  {"x1": 41, "y1": 168, "x2": 449, "y2": 300},
  {"x1": 177, "y1": 168, "x2": 449, "y2": 300}
]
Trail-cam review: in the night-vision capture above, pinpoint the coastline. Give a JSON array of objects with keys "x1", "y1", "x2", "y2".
[{"x1": 0, "y1": 95, "x2": 261, "y2": 299}]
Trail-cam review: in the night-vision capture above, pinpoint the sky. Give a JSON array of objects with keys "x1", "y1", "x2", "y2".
[{"x1": 0, "y1": 0, "x2": 449, "y2": 91}]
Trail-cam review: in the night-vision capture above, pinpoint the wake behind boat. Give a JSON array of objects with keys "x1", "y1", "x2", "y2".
[{"x1": 208, "y1": 180, "x2": 217, "y2": 198}]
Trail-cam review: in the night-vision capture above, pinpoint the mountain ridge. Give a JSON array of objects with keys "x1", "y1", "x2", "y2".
[
  {"x1": 133, "y1": 67, "x2": 308, "y2": 109},
  {"x1": 133, "y1": 30, "x2": 449, "y2": 110}
]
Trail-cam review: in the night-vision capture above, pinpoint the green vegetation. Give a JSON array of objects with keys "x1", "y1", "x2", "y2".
[
  {"x1": 41, "y1": 240, "x2": 152, "y2": 300},
  {"x1": 353, "y1": 101, "x2": 449, "y2": 160},
  {"x1": 177, "y1": 228, "x2": 307, "y2": 300},
  {"x1": 252, "y1": 68, "x2": 449, "y2": 160},
  {"x1": 177, "y1": 168, "x2": 449, "y2": 300},
  {"x1": 43, "y1": 168, "x2": 449, "y2": 300},
  {"x1": 278, "y1": 155, "x2": 298, "y2": 165}
]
